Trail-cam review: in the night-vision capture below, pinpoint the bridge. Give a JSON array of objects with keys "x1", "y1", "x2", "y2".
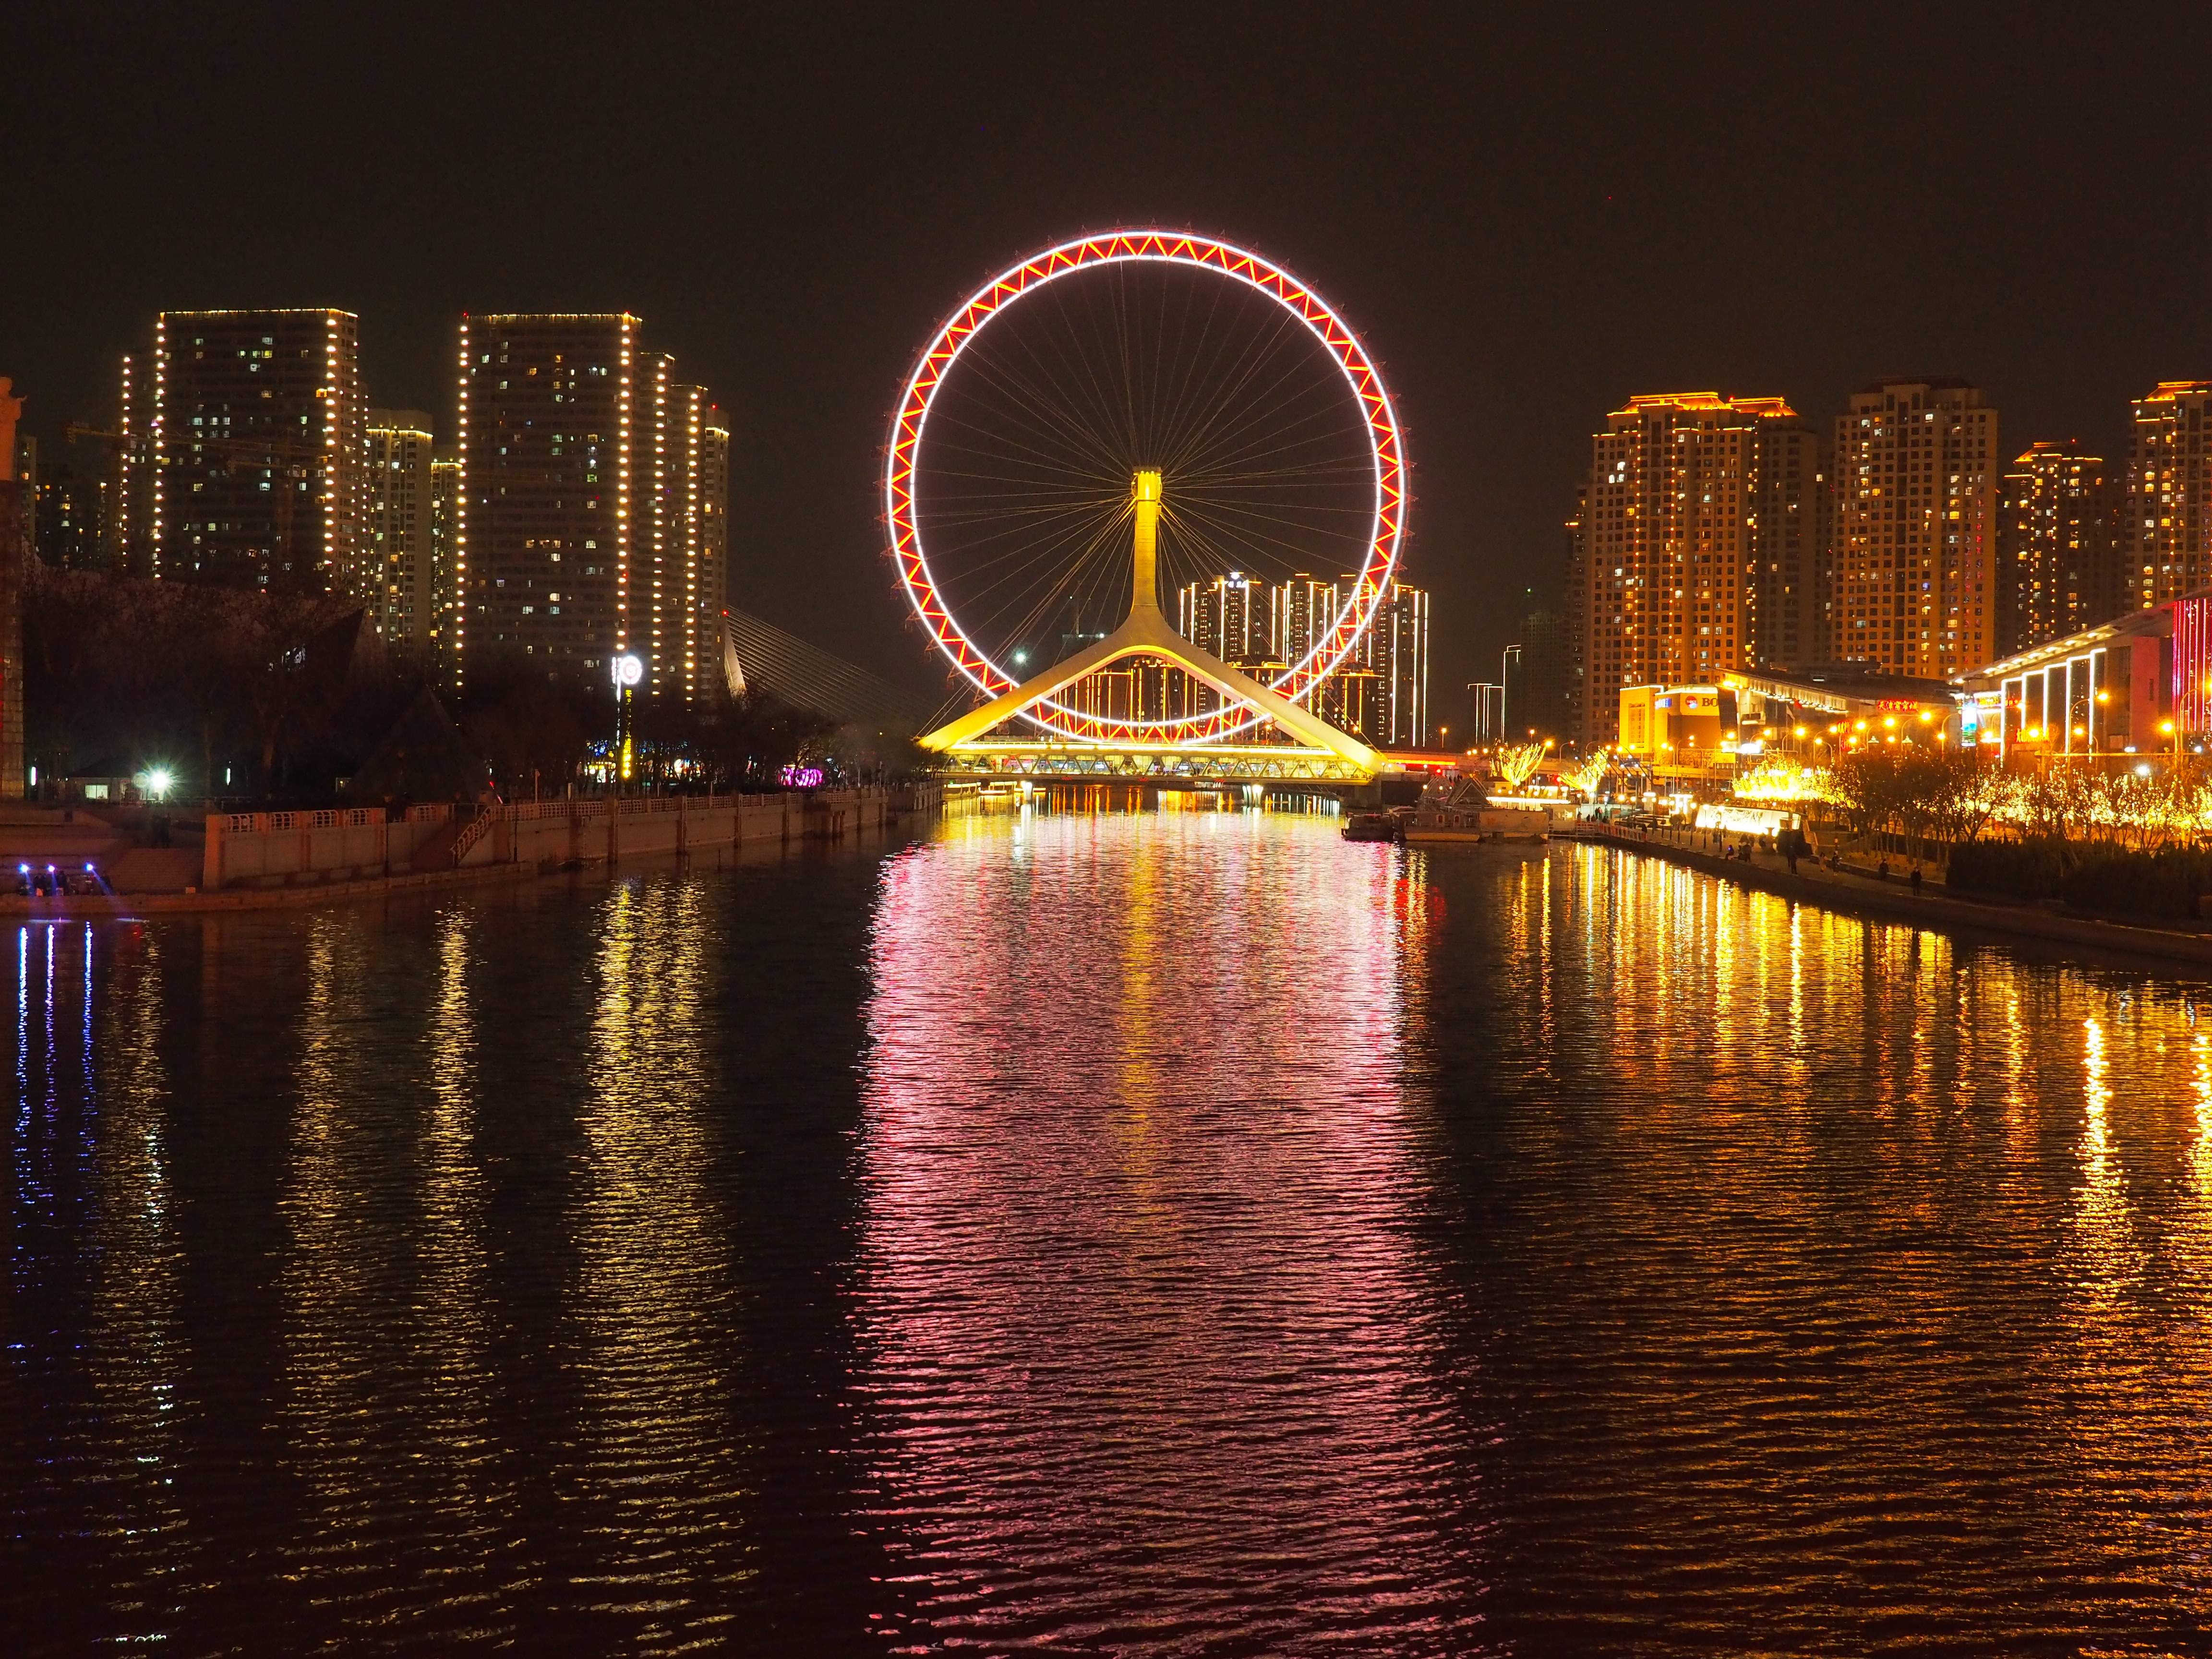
[{"x1": 917, "y1": 471, "x2": 1396, "y2": 789}]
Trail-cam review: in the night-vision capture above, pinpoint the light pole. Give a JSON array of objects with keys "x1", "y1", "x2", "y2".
[{"x1": 612, "y1": 653, "x2": 644, "y2": 790}]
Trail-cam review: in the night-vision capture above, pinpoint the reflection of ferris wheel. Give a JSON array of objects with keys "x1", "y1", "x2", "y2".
[{"x1": 887, "y1": 230, "x2": 1405, "y2": 745}]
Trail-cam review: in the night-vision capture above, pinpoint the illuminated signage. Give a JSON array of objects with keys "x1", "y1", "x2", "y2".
[{"x1": 780, "y1": 765, "x2": 824, "y2": 788}]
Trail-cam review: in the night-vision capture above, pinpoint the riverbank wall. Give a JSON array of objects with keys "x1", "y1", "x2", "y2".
[
  {"x1": 1567, "y1": 824, "x2": 2212, "y2": 972},
  {"x1": 0, "y1": 784, "x2": 941, "y2": 916}
]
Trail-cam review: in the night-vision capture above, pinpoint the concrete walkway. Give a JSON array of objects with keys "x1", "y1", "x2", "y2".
[{"x1": 1568, "y1": 825, "x2": 2212, "y2": 973}]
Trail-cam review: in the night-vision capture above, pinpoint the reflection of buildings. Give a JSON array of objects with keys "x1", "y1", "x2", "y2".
[{"x1": 856, "y1": 814, "x2": 1468, "y2": 1648}]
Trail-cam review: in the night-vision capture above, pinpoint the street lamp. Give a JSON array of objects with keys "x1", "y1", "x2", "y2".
[{"x1": 612, "y1": 653, "x2": 645, "y2": 786}]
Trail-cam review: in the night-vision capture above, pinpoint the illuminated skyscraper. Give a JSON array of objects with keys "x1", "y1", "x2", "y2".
[
  {"x1": 1998, "y1": 440, "x2": 2119, "y2": 652},
  {"x1": 1569, "y1": 392, "x2": 1820, "y2": 746},
  {"x1": 428, "y1": 452, "x2": 460, "y2": 679},
  {"x1": 1380, "y1": 578, "x2": 1430, "y2": 747},
  {"x1": 122, "y1": 309, "x2": 367, "y2": 594},
  {"x1": 1179, "y1": 571, "x2": 1280, "y2": 670},
  {"x1": 679, "y1": 385, "x2": 731, "y2": 704},
  {"x1": 2126, "y1": 380, "x2": 2212, "y2": 609},
  {"x1": 365, "y1": 409, "x2": 436, "y2": 649},
  {"x1": 1829, "y1": 377, "x2": 1997, "y2": 677},
  {"x1": 454, "y1": 314, "x2": 728, "y2": 700},
  {"x1": 455, "y1": 313, "x2": 636, "y2": 686}
]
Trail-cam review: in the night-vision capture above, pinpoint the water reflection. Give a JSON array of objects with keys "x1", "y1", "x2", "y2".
[
  {"x1": 554, "y1": 878, "x2": 751, "y2": 1646},
  {"x1": 858, "y1": 807, "x2": 1486, "y2": 1655},
  {"x1": 8, "y1": 827, "x2": 2212, "y2": 1649}
]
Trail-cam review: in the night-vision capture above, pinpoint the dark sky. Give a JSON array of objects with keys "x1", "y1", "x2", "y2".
[{"x1": 12, "y1": 4, "x2": 2212, "y2": 703}]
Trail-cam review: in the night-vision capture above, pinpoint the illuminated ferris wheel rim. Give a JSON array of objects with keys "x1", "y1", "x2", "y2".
[{"x1": 885, "y1": 228, "x2": 1407, "y2": 740}]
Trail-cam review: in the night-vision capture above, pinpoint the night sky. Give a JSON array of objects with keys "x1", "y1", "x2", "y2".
[{"x1": 12, "y1": 5, "x2": 2212, "y2": 704}]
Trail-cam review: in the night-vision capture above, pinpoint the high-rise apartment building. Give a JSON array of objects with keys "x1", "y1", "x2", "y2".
[
  {"x1": 1161, "y1": 568, "x2": 1428, "y2": 746},
  {"x1": 1468, "y1": 681, "x2": 1505, "y2": 742},
  {"x1": 1568, "y1": 392, "x2": 1820, "y2": 747},
  {"x1": 33, "y1": 463, "x2": 106, "y2": 570},
  {"x1": 683, "y1": 387, "x2": 731, "y2": 706},
  {"x1": 429, "y1": 452, "x2": 460, "y2": 677},
  {"x1": 1997, "y1": 441, "x2": 2119, "y2": 653},
  {"x1": 1179, "y1": 571, "x2": 1282, "y2": 671},
  {"x1": 365, "y1": 410, "x2": 436, "y2": 651},
  {"x1": 1504, "y1": 608, "x2": 1568, "y2": 742},
  {"x1": 2126, "y1": 380, "x2": 2212, "y2": 610},
  {"x1": 1829, "y1": 378, "x2": 1997, "y2": 677},
  {"x1": 455, "y1": 314, "x2": 728, "y2": 700},
  {"x1": 1379, "y1": 578, "x2": 1430, "y2": 747},
  {"x1": 120, "y1": 309, "x2": 367, "y2": 595}
]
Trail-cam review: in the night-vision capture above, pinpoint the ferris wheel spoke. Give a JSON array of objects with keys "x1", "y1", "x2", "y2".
[
  {"x1": 1154, "y1": 297, "x2": 1314, "y2": 474},
  {"x1": 1162, "y1": 357, "x2": 1355, "y2": 481},
  {"x1": 922, "y1": 409, "x2": 1126, "y2": 486},
  {"x1": 938, "y1": 347, "x2": 1130, "y2": 480}
]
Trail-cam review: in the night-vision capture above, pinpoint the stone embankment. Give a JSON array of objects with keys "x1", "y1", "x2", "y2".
[
  {"x1": 1566, "y1": 822, "x2": 2212, "y2": 973},
  {"x1": 1, "y1": 785, "x2": 939, "y2": 915}
]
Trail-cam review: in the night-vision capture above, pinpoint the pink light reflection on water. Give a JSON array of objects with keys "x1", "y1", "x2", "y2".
[{"x1": 854, "y1": 808, "x2": 1485, "y2": 1655}]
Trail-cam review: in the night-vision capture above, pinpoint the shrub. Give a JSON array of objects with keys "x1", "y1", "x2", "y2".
[{"x1": 1951, "y1": 838, "x2": 2212, "y2": 920}]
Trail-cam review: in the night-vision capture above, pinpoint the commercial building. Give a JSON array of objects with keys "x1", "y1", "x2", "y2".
[
  {"x1": 365, "y1": 409, "x2": 436, "y2": 652},
  {"x1": 1568, "y1": 392, "x2": 1822, "y2": 749},
  {"x1": 2125, "y1": 381, "x2": 2212, "y2": 610},
  {"x1": 1960, "y1": 588, "x2": 2212, "y2": 759},
  {"x1": 454, "y1": 314, "x2": 728, "y2": 701},
  {"x1": 121, "y1": 309, "x2": 368, "y2": 596},
  {"x1": 1998, "y1": 441, "x2": 2119, "y2": 654},
  {"x1": 1617, "y1": 669, "x2": 1959, "y2": 783},
  {"x1": 1829, "y1": 377, "x2": 1998, "y2": 679}
]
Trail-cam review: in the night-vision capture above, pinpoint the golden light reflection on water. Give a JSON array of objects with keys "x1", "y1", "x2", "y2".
[
  {"x1": 559, "y1": 878, "x2": 751, "y2": 1639},
  {"x1": 857, "y1": 807, "x2": 1479, "y2": 1653},
  {"x1": 276, "y1": 910, "x2": 394, "y2": 1600}
]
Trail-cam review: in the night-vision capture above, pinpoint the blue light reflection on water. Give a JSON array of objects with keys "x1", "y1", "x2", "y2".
[{"x1": 2, "y1": 818, "x2": 2212, "y2": 1654}]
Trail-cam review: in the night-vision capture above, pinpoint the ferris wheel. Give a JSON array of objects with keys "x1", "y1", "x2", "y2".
[{"x1": 887, "y1": 230, "x2": 1405, "y2": 747}]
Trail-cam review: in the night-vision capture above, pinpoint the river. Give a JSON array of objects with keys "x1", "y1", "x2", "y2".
[{"x1": 6, "y1": 803, "x2": 2211, "y2": 1654}]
